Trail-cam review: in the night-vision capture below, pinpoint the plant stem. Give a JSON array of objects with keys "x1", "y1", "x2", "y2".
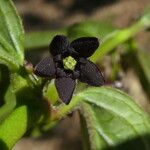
[
  {"x1": 50, "y1": 94, "x2": 82, "y2": 121},
  {"x1": 90, "y1": 20, "x2": 147, "y2": 62}
]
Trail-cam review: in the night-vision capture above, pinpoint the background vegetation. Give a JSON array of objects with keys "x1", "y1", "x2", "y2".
[{"x1": 0, "y1": 0, "x2": 150, "y2": 150}]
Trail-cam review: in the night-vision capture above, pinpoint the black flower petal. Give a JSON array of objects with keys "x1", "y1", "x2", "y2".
[
  {"x1": 79, "y1": 60, "x2": 105, "y2": 86},
  {"x1": 34, "y1": 57, "x2": 56, "y2": 77},
  {"x1": 49, "y1": 35, "x2": 70, "y2": 56},
  {"x1": 70, "y1": 37, "x2": 99, "y2": 58},
  {"x1": 34, "y1": 35, "x2": 104, "y2": 105},
  {"x1": 55, "y1": 77, "x2": 76, "y2": 104}
]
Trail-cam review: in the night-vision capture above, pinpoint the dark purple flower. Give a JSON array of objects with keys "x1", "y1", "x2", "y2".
[{"x1": 34, "y1": 35, "x2": 105, "y2": 104}]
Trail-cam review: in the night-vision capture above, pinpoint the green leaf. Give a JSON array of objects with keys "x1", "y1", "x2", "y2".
[
  {"x1": 43, "y1": 79, "x2": 59, "y2": 104},
  {"x1": 80, "y1": 112, "x2": 91, "y2": 150},
  {"x1": 0, "y1": 0, "x2": 24, "y2": 70},
  {"x1": 24, "y1": 21, "x2": 114, "y2": 50},
  {"x1": 67, "y1": 21, "x2": 116, "y2": 40},
  {"x1": 0, "y1": 74, "x2": 49, "y2": 150},
  {"x1": 25, "y1": 29, "x2": 66, "y2": 50},
  {"x1": 90, "y1": 5, "x2": 150, "y2": 62},
  {"x1": 67, "y1": 20, "x2": 148, "y2": 64},
  {"x1": 78, "y1": 87, "x2": 150, "y2": 150},
  {"x1": 90, "y1": 21, "x2": 146, "y2": 62},
  {"x1": 51, "y1": 87, "x2": 150, "y2": 149},
  {"x1": 0, "y1": 106, "x2": 28, "y2": 150},
  {"x1": 140, "y1": 5, "x2": 150, "y2": 28}
]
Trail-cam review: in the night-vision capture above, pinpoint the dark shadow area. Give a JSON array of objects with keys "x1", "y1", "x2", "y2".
[
  {"x1": 45, "y1": 0, "x2": 118, "y2": 14},
  {"x1": 104, "y1": 134, "x2": 150, "y2": 150},
  {"x1": 133, "y1": 53, "x2": 150, "y2": 98},
  {"x1": 121, "y1": 50, "x2": 150, "y2": 98},
  {"x1": 25, "y1": 48, "x2": 48, "y2": 66},
  {"x1": 23, "y1": 15, "x2": 60, "y2": 31},
  {"x1": 16, "y1": 88, "x2": 49, "y2": 128},
  {"x1": 22, "y1": 0, "x2": 118, "y2": 31},
  {"x1": 23, "y1": 15, "x2": 44, "y2": 31},
  {"x1": 67, "y1": 0, "x2": 118, "y2": 14},
  {"x1": 0, "y1": 139, "x2": 8, "y2": 150},
  {"x1": 14, "y1": 68, "x2": 51, "y2": 130},
  {"x1": 0, "y1": 65, "x2": 10, "y2": 106},
  {"x1": 32, "y1": 116, "x2": 82, "y2": 150}
]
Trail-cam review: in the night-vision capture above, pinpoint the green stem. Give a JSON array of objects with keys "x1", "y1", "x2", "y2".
[
  {"x1": 51, "y1": 94, "x2": 82, "y2": 121},
  {"x1": 90, "y1": 21, "x2": 146, "y2": 62}
]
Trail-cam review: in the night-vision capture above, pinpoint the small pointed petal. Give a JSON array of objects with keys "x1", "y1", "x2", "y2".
[
  {"x1": 34, "y1": 57, "x2": 56, "y2": 77},
  {"x1": 79, "y1": 60, "x2": 105, "y2": 86},
  {"x1": 49, "y1": 35, "x2": 70, "y2": 56},
  {"x1": 71, "y1": 37, "x2": 99, "y2": 58},
  {"x1": 55, "y1": 77, "x2": 76, "y2": 104}
]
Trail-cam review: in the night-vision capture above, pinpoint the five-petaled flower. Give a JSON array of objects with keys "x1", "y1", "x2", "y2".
[{"x1": 34, "y1": 35, "x2": 105, "y2": 104}]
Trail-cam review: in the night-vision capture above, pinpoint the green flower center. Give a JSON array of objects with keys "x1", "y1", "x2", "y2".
[{"x1": 63, "y1": 56, "x2": 77, "y2": 70}]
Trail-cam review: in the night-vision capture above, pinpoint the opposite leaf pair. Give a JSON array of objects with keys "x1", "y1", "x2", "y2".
[{"x1": 34, "y1": 35, "x2": 104, "y2": 104}]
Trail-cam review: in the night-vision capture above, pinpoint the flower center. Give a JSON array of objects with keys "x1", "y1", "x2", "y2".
[{"x1": 63, "y1": 56, "x2": 77, "y2": 70}]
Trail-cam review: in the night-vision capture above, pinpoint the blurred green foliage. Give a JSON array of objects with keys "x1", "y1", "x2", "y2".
[{"x1": 0, "y1": 0, "x2": 150, "y2": 150}]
